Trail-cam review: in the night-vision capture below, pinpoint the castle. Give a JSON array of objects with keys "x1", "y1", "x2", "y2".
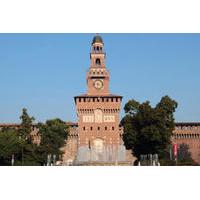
[
  {"x1": 64, "y1": 35, "x2": 133, "y2": 165},
  {"x1": 1, "y1": 35, "x2": 200, "y2": 165}
]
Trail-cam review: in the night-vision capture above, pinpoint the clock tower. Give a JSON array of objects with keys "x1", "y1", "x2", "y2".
[
  {"x1": 87, "y1": 35, "x2": 110, "y2": 96},
  {"x1": 74, "y1": 35, "x2": 125, "y2": 164}
]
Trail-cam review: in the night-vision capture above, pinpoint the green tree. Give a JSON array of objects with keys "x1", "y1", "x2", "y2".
[
  {"x1": 121, "y1": 96, "x2": 178, "y2": 160},
  {"x1": 178, "y1": 143, "x2": 191, "y2": 161},
  {"x1": 36, "y1": 118, "x2": 69, "y2": 165},
  {"x1": 16, "y1": 108, "x2": 41, "y2": 165},
  {"x1": 0, "y1": 108, "x2": 69, "y2": 166},
  {"x1": 177, "y1": 143, "x2": 198, "y2": 165},
  {"x1": 19, "y1": 108, "x2": 35, "y2": 142},
  {"x1": 0, "y1": 128, "x2": 21, "y2": 166}
]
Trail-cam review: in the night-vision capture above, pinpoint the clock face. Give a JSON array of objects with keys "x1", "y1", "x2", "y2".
[{"x1": 94, "y1": 80, "x2": 103, "y2": 89}]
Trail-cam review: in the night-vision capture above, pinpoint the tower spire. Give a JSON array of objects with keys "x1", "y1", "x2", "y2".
[{"x1": 87, "y1": 35, "x2": 109, "y2": 95}]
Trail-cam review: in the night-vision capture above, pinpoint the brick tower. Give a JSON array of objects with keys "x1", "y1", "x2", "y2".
[{"x1": 74, "y1": 35, "x2": 125, "y2": 164}]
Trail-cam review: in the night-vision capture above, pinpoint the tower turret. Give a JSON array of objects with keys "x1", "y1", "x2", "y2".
[{"x1": 87, "y1": 35, "x2": 110, "y2": 95}]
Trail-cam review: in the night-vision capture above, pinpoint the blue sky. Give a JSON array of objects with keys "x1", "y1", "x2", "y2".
[{"x1": 0, "y1": 33, "x2": 200, "y2": 123}]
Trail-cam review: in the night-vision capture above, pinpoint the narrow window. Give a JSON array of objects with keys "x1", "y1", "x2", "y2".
[
  {"x1": 83, "y1": 127, "x2": 86, "y2": 131},
  {"x1": 105, "y1": 126, "x2": 107, "y2": 131},
  {"x1": 98, "y1": 127, "x2": 100, "y2": 131},
  {"x1": 112, "y1": 127, "x2": 114, "y2": 131},
  {"x1": 90, "y1": 127, "x2": 93, "y2": 131},
  {"x1": 96, "y1": 58, "x2": 101, "y2": 65}
]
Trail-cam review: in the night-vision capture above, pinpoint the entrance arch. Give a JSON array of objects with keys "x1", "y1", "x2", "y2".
[{"x1": 93, "y1": 138, "x2": 104, "y2": 153}]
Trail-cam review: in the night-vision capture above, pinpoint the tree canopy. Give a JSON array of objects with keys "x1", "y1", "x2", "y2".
[
  {"x1": 121, "y1": 96, "x2": 178, "y2": 159},
  {"x1": 0, "y1": 128, "x2": 21, "y2": 166},
  {"x1": 36, "y1": 118, "x2": 69, "y2": 165},
  {"x1": 177, "y1": 143, "x2": 197, "y2": 165},
  {"x1": 19, "y1": 108, "x2": 35, "y2": 142},
  {"x1": 0, "y1": 108, "x2": 69, "y2": 166}
]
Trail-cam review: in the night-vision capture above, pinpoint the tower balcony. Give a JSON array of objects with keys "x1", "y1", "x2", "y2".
[
  {"x1": 87, "y1": 69, "x2": 110, "y2": 77},
  {"x1": 90, "y1": 52, "x2": 106, "y2": 58}
]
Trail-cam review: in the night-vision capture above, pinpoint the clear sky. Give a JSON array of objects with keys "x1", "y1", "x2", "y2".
[{"x1": 0, "y1": 33, "x2": 200, "y2": 123}]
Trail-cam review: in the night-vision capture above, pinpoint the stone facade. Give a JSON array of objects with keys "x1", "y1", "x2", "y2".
[
  {"x1": 61, "y1": 123, "x2": 79, "y2": 165},
  {"x1": 63, "y1": 122, "x2": 134, "y2": 165},
  {"x1": 172, "y1": 122, "x2": 200, "y2": 164}
]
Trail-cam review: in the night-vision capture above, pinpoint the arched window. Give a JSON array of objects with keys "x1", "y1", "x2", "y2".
[
  {"x1": 105, "y1": 126, "x2": 107, "y2": 131},
  {"x1": 98, "y1": 127, "x2": 100, "y2": 131},
  {"x1": 96, "y1": 58, "x2": 101, "y2": 65}
]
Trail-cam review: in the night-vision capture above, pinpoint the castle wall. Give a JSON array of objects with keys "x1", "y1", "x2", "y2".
[
  {"x1": 1, "y1": 122, "x2": 200, "y2": 165},
  {"x1": 172, "y1": 123, "x2": 200, "y2": 164}
]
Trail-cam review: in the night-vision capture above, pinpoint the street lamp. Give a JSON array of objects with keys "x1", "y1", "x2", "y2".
[
  {"x1": 19, "y1": 136, "x2": 24, "y2": 166},
  {"x1": 53, "y1": 154, "x2": 56, "y2": 166},
  {"x1": 11, "y1": 154, "x2": 15, "y2": 166},
  {"x1": 47, "y1": 154, "x2": 51, "y2": 166}
]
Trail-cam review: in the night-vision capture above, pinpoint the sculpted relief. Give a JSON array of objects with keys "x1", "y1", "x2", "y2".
[
  {"x1": 93, "y1": 138, "x2": 104, "y2": 153},
  {"x1": 104, "y1": 115, "x2": 115, "y2": 122},
  {"x1": 82, "y1": 115, "x2": 94, "y2": 123},
  {"x1": 82, "y1": 109, "x2": 115, "y2": 123},
  {"x1": 94, "y1": 109, "x2": 103, "y2": 123}
]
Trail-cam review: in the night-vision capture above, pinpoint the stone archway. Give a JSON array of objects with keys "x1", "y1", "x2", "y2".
[{"x1": 93, "y1": 138, "x2": 104, "y2": 153}]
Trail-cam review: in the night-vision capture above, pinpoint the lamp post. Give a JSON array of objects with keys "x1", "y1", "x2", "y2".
[
  {"x1": 19, "y1": 136, "x2": 24, "y2": 166},
  {"x1": 47, "y1": 154, "x2": 51, "y2": 166},
  {"x1": 11, "y1": 154, "x2": 15, "y2": 166},
  {"x1": 53, "y1": 154, "x2": 56, "y2": 166}
]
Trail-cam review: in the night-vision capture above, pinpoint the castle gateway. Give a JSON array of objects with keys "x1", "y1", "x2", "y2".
[{"x1": 72, "y1": 35, "x2": 131, "y2": 165}]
